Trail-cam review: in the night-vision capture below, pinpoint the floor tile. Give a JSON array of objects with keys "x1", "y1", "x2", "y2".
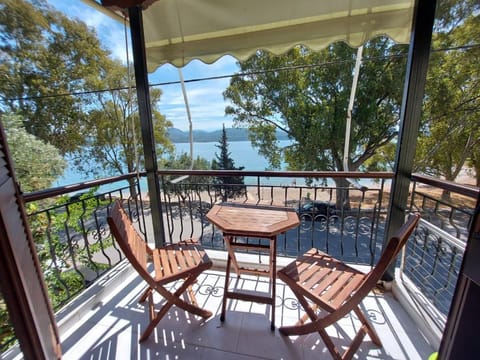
[{"x1": 59, "y1": 269, "x2": 435, "y2": 360}]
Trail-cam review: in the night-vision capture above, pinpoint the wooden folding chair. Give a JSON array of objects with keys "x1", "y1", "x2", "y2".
[
  {"x1": 278, "y1": 213, "x2": 420, "y2": 360},
  {"x1": 107, "y1": 200, "x2": 213, "y2": 342}
]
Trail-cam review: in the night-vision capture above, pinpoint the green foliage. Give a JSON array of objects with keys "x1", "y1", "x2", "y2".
[
  {"x1": 211, "y1": 125, "x2": 246, "y2": 200},
  {"x1": 162, "y1": 151, "x2": 212, "y2": 172},
  {"x1": 0, "y1": 296, "x2": 15, "y2": 351},
  {"x1": 0, "y1": 0, "x2": 174, "y2": 188},
  {"x1": 28, "y1": 188, "x2": 112, "y2": 309},
  {"x1": 415, "y1": 3, "x2": 479, "y2": 183},
  {"x1": 361, "y1": 142, "x2": 397, "y2": 172},
  {"x1": 73, "y1": 63, "x2": 174, "y2": 190},
  {"x1": 1, "y1": 189, "x2": 114, "y2": 349},
  {"x1": 44, "y1": 270, "x2": 84, "y2": 309},
  {"x1": 2, "y1": 112, "x2": 66, "y2": 192},
  {"x1": 224, "y1": 38, "x2": 407, "y2": 174},
  {"x1": 161, "y1": 151, "x2": 212, "y2": 200},
  {"x1": 0, "y1": 0, "x2": 113, "y2": 154}
]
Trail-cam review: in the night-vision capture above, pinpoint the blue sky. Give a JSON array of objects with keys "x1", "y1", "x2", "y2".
[{"x1": 46, "y1": 0, "x2": 238, "y2": 131}]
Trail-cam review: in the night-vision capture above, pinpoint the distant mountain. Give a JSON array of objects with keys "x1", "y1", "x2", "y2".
[{"x1": 167, "y1": 127, "x2": 289, "y2": 143}]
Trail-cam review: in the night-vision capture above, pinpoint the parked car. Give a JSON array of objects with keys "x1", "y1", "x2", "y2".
[
  {"x1": 296, "y1": 201, "x2": 337, "y2": 217},
  {"x1": 296, "y1": 201, "x2": 338, "y2": 231}
]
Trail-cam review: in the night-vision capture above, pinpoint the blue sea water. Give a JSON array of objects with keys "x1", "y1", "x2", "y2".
[
  {"x1": 174, "y1": 140, "x2": 293, "y2": 171},
  {"x1": 53, "y1": 139, "x2": 384, "y2": 194},
  {"x1": 54, "y1": 140, "x2": 297, "y2": 190}
]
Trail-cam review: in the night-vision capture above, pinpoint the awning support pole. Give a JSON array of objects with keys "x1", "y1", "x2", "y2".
[{"x1": 128, "y1": 5, "x2": 166, "y2": 248}]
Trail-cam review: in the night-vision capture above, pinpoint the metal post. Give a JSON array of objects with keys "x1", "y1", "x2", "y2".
[
  {"x1": 383, "y1": 0, "x2": 437, "y2": 280},
  {"x1": 128, "y1": 6, "x2": 166, "y2": 248}
]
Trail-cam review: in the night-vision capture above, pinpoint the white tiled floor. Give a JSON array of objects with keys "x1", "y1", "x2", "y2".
[{"x1": 60, "y1": 269, "x2": 434, "y2": 360}]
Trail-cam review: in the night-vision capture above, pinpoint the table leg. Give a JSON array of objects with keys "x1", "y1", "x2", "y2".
[
  {"x1": 270, "y1": 236, "x2": 276, "y2": 330},
  {"x1": 221, "y1": 233, "x2": 278, "y2": 330},
  {"x1": 224, "y1": 235, "x2": 241, "y2": 277},
  {"x1": 220, "y1": 245, "x2": 232, "y2": 322}
]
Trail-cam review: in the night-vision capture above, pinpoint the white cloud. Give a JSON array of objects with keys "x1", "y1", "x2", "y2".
[
  {"x1": 154, "y1": 58, "x2": 239, "y2": 131},
  {"x1": 158, "y1": 78, "x2": 236, "y2": 131}
]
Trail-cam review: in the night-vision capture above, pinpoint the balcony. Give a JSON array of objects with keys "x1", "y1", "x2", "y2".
[{"x1": 2, "y1": 170, "x2": 477, "y2": 359}]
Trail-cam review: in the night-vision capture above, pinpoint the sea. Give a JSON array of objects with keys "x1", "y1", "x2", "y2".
[
  {"x1": 53, "y1": 140, "x2": 306, "y2": 191},
  {"x1": 53, "y1": 139, "x2": 388, "y2": 193}
]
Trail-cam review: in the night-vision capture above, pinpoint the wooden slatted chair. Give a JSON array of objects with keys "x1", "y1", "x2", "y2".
[
  {"x1": 107, "y1": 200, "x2": 213, "y2": 342},
  {"x1": 278, "y1": 213, "x2": 420, "y2": 360}
]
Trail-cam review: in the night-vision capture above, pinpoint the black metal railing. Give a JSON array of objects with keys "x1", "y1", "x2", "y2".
[
  {"x1": 21, "y1": 170, "x2": 393, "y2": 310},
  {"x1": 159, "y1": 170, "x2": 392, "y2": 266},
  {"x1": 402, "y1": 174, "x2": 479, "y2": 330},
  {"x1": 20, "y1": 170, "x2": 478, "y2": 319},
  {"x1": 23, "y1": 176, "x2": 147, "y2": 310}
]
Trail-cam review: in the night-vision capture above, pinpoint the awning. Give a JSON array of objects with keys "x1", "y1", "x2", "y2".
[{"x1": 89, "y1": 0, "x2": 414, "y2": 72}]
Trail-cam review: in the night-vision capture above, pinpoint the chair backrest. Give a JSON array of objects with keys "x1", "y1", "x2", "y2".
[
  {"x1": 373, "y1": 213, "x2": 420, "y2": 276},
  {"x1": 357, "y1": 213, "x2": 420, "y2": 297},
  {"x1": 107, "y1": 200, "x2": 152, "y2": 282},
  {"x1": 324, "y1": 213, "x2": 420, "y2": 323}
]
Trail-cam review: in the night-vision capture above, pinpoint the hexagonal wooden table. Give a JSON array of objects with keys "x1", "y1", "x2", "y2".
[{"x1": 206, "y1": 202, "x2": 300, "y2": 330}]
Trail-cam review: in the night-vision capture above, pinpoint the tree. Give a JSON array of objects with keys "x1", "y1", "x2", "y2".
[
  {"x1": 0, "y1": 0, "x2": 174, "y2": 192},
  {"x1": 0, "y1": 0, "x2": 117, "y2": 154},
  {"x1": 74, "y1": 63, "x2": 174, "y2": 196},
  {"x1": 362, "y1": 141, "x2": 397, "y2": 173},
  {"x1": 162, "y1": 151, "x2": 212, "y2": 181},
  {"x1": 161, "y1": 151, "x2": 212, "y2": 203},
  {"x1": 415, "y1": 4, "x2": 479, "y2": 190},
  {"x1": 467, "y1": 152, "x2": 480, "y2": 187},
  {"x1": 211, "y1": 124, "x2": 246, "y2": 201},
  {"x1": 2, "y1": 113, "x2": 66, "y2": 192},
  {"x1": 224, "y1": 38, "x2": 407, "y2": 207}
]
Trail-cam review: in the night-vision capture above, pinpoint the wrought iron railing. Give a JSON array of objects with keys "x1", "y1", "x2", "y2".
[
  {"x1": 21, "y1": 170, "x2": 393, "y2": 311},
  {"x1": 23, "y1": 176, "x2": 147, "y2": 310},
  {"x1": 402, "y1": 174, "x2": 478, "y2": 331},
  {"x1": 159, "y1": 170, "x2": 392, "y2": 266},
  {"x1": 20, "y1": 170, "x2": 478, "y2": 319}
]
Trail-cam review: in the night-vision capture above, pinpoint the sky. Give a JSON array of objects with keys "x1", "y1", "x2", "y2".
[{"x1": 46, "y1": 0, "x2": 238, "y2": 131}]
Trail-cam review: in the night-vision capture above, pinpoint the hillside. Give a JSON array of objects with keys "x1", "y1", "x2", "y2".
[{"x1": 167, "y1": 128, "x2": 289, "y2": 143}]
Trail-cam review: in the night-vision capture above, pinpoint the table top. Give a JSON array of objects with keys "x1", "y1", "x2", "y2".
[{"x1": 206, "y1": 202, "x2": 300, "y2": 238}]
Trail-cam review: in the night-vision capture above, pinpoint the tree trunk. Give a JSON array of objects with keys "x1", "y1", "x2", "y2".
[
  {"x1": 333, "y1": 177, "x2": 351, "y2": 209},
  {"x1": 128, "y1": 177, "x2": 138, "y2": 199}
]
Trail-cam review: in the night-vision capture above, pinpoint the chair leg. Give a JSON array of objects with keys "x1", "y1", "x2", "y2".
[
  {"x1": 297, "y1": 303, "x2": 319, "y2": 326},
  {"x1": 156, "y1": 276, "x2": 212, "y2": 318},
  {"x1": 187, "y1": 284, "x2": 198, "y2": 306},
  {"x1": 279, "y1": 292, "x2": 379, "y2": 360},
  {"x1": 318, "y1": 327, "x2": 344, "y2": 360},
  {"x1": 139, "y1": 275, "x2": 212, "y2": 342},
  {"x1": 139, "y1": 286, "x2": 152, "y2": 303},
  {"x1": 353, "y1": 306, "x2": 382, "y2": 346},
  {"x1": 146, "y1": 292, "x2": 155, "y2": 324},
  {"x1": 280, "y1": 312, "x2": 344, "y2": 360},
  {"x1": 343, "y1": 324, "x2": 369, "y2": 360}
]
